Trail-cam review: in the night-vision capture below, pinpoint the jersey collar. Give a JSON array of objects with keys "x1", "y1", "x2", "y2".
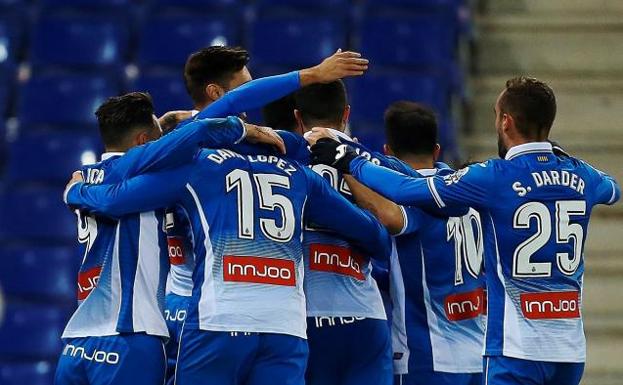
[
  {"x1": 416, "y1": 168, "x2": 437, "y2": 176},
  {"x1": 505, "y1": 142, "x2": 553, "y2": 160},
  {"x1": 101, "y1": 152, "x2": 125, "y2": 161}
]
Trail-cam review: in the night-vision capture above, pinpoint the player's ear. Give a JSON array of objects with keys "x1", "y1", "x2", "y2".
[
  {"x1": 342, "y1": 105, "x2": 351, "y2": 128},
  {"x1": 135, "y1": 131, "x2": 150, "y2": 146},
  {"x1": 383, "y1": 144, "x2": 394, "y2": 156},
  {"x1": 502, "y1": 113, "x2": 513, "y2": 133},
  {"x1": 433, "y1": 143, "x2": 441, "y2": 161},
  {"x1": 294, "y1": 109, "x2": 306, "y2": 134},
  {"x1": 205, "y1": 83, "x2": 224, "y2": 102}
]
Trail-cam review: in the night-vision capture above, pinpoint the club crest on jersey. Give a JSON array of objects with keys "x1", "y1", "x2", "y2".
[
  {"x1": 309, "y1": 244, "x2": 365, "y2": 281},
  {"x1": 443, "y1": 167, "x2": 469, "y2": 186}
]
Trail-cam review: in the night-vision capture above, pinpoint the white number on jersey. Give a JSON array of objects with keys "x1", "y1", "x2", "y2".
[
  {"x1": 512, "y1": 200, "x2": 586, "y2": 278},
  {"x1": 226, "y1": 170, "x2": 295, "y2": 243},
  {"x1": 447, "y1": 209, "x2": 484, "y2": 285}
]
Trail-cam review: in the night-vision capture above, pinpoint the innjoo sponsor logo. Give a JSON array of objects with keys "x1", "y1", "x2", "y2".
[
  {"x1": 77, "y1": 266, "x2": 102, "y2": 300},
  {"x1": 309, "y1": 244, "x2": 365, "y2": 281},
  {"x1": 520, "y1": 291, "x2": 580, "y2": 320},
  {"x1": 167, "y1": 236, "x2": 186, "y2": 265},
  {"x1": 444, "y1": 288, "x2": 486, "y2": 321},
  {"x1": 63, "y1": 344, "x2": 120, "y2": 365},
  {"x1": 223, "y1": 256, "x2": 296, "y2": 286}
]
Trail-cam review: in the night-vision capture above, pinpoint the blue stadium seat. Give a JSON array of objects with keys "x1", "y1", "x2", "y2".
[
  {"x1": 131, "y1": 72, "x2": 193, "y2": 115},
  {"x1": 0, "y1": 187, "x2": 77, "y2": 242},
  {"x1": 17, "y1": 74, "x2": 118, "y2": 130},
  {"x1": 363, "y1": 0, "x2": 460, "y2": 7},
  {"x1": 255, "y1": 0, "x2": 347, "y2": 7},
  {"x1": 0, "y1": 85, "x2": 8, "y2": 117},
  {"x1": 0, "y1": 246, "x2": 78, "y2": 302},
  {"x1": 249, "y1": 16, "x2": 346, "y2": 67},
  {"x1": 348, "y1": 72, "x2": 449, "y2": 124},
  {"x1": 150, "y1": 0, "x2": 238, "y2": 7},
  {"x1": 0, "y1": 361, "x2": 56, "y2": 385},
  {"x1": 138, "y1": 15, "x2": 237, "y2": 69},
  {"x1": 40, "y1": 0, "x2": 130, "y2": 7},
  {"x1": 30, "y1": 16, "x2": 128, "y2": 70},
  {"x1": 358, "y1": 12, "x2": 456, "y2": 68},
  {"x1": 0, "y1": 303, "x2": 68, "y2": 358},
  {"x1": 6, "y1": 131, "x2": 102, "y2": 184}
]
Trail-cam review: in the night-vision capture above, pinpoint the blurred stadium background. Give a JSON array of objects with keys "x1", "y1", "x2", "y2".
[{"x1": 0, "y1": 0, "x2": 620, "y2": 384}]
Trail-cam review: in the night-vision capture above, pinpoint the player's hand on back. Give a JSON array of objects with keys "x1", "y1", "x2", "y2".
[
  {"x1": 300, "y1": 49, "x2": 369, "y2": 85},
  {"x1": 309, "y1": 138, "x2": 358, "y2": 174},
  {"x1": 158, "y1": 110, "x2": 194, "y2": 133},
  {"x1": 243, "y1": 122, "x2": 286, "y2": 154},
  {"x1": 304, "y1": 127, "x2": 339, "y2": 146}
]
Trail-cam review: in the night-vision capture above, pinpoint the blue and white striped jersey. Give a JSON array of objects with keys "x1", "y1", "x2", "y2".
[
  {"x1": 65, "y1": 149, "x2": 391, "y2": 339},
  {"x1": 348, "y1": 142, "x2": 621, "y2": 363},
  {"x1": 61, "y1": 117, "x2": 246, "y2": 339}
]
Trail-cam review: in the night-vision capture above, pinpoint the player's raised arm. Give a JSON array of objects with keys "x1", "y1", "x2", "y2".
[
  {"x1": 64, "y1": 165, "x2": 193, "y2": 218},
  {"x1": 303, "y1": 167, "x2": 392, "y2": 261},
  {"x1": 196, "y1": 50, "x2": 368, "y2": 120}
]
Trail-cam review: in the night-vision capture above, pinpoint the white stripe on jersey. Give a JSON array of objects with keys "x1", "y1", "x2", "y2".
[
  {"x1": 111, "y1": 223, "x2": 123, "y2": 333},
  {"x1": 427, "y1": 177, "x2": 446, "y2": 208},
  {"x1": 132, "y1": 212, "x2": 167, "y2": 335},
  {"x1": 389, "y1": 240, "x2": 409, "y2": 375},
  {"x1": 186, "y1": 184, "x2": 217, "y2": 327},
  {"x1": 420, "y1": 244, "x2": 454, "y2": 372}
]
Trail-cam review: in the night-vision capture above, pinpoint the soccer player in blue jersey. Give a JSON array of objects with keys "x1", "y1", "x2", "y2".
[
  {"x1": 63, "y1": 145, "x2": 392, "y2": 385},
  {"x1": 310, "y1": 77, "x2": 621, "y2": 385},
  {"x1": 309, "y1": 101, "x2": 486, "y2": 385},
  {"x1": 54, "y1": 92, "x2": 287, "y2": 385},
  {"x1": 290, "y1": 81, "x2": 393, "y2": 385},
  {"x1": 164, "y1": 46, "x2": 369, "y2": 383}
]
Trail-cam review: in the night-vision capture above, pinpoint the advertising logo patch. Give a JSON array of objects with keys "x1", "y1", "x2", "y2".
[
  {"x1": 309, "y1": 244, "x2": 365, "y2": 281},
  {"x1": 223, "y1": 256, "x2": 296, "y2": 286}
]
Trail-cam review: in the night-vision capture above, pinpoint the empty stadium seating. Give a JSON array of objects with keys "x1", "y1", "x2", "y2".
[
  {"x1": 0, "y1": 246, "x2": 78, "y2": 302},
  {"x1": 6, "y1": 131, "x2": 102, "y2": 184},
  {"x1": 0, "y1": 2, "x2": 467, "y2": 384},
  {"x1": 0, "y1": 187, "x2": 77, "y2": 242},
  {"x1": 30, "y1": 16, "x2": 128, "y2": 72},
  {"x1": 17, "y1": 74, "x2": 119, "y2": 130},
  {"x1": 0, "y1": 303, "x2": 68, "y2": 359},
  {"x1": 131, "y1": 72, "x2": 194, "y2": 115},
  {"x1": 0, "y1": 361, "x2": 56, "y2": 385}
]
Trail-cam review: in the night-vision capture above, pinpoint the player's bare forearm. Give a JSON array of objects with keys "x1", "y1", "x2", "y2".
[
  {"x1": 299, "y1": 50, "x2": 369, "y2": 86},
  {"x1": 343, "y1": 175, "x2": 405, "y2": 235}
]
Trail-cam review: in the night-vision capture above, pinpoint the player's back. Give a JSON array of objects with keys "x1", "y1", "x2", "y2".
[
  {"x1": 482, "y1": 147, "x2": 618, "y2": 362},
  {"x1": 63, "y1": 154, "x2": 169, "y2": 339},
  {"x1": 395, "y1": 167, "x2": 486, "y2": 374},
  {"x1": 181, "y1": 149, "x2": 321, "y2": 338}
]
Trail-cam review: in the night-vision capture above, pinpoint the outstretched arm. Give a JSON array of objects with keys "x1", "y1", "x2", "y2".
[
  {"x1": 64, "y1": 166, "x2": 193, "y2": 218},
  {"x1": 196, "y1": 50, "x2": 369, "y2": 120}
]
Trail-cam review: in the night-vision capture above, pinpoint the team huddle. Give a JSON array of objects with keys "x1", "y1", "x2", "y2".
[{"x1": 55, "y1": 46, "x2": 620, "y2": 385}]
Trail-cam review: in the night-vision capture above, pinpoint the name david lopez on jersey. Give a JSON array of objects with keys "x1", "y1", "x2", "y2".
[{"x1": 206, "y1": 149, "x2": 298, "y2": 176}]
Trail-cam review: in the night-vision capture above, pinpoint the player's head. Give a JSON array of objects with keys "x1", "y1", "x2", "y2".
[
  {"x1": 184, "y1": 46, "x2": 252, "y2": 109},
  {"x1": 95, "y1": 92, "x2": 161, "y2": 152},
  {"x1": 495, "y1": 76, "x2": 557, "y2": 158},
  {"x1": 294, "y1": 80, "x2": 350, "y2": 134},
  {"x1": 262, "y1": 93, "x2": 298, "y2": 132},
  {"x1": 383, "y1": 101, "x2": 440, "y2": 164}
]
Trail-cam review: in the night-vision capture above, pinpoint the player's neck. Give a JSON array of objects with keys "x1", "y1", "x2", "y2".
[
  {"x1": 305, "y1": 121, "x2": 345, "y2": 133},
  {"x1": 400, "y1": 154, "x2": 435, "y2": 171}
]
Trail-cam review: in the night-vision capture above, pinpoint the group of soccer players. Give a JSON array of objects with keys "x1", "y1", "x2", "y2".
[{"x1": 55, "y1": 44, "x2": 620, "y2": 385}]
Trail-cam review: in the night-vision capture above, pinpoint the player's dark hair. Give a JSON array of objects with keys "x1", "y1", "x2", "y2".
[
  {"x1": 294, "y1": 80, "x2": 347, "y2": 128},
  {"x1": 262, "y1": 93, "x2": 297, "y2": 131},
  {"x1": 499, "y1": 76, "x2": 556, "y2": 139},
  {"x1": 95, "y1": 92, "x2": 155, "y2": 148},
  {"x1": 384, "y1": 101, "x2": 438, "y2": 157},
  {"x1": 184, "y1": 46, "x2": 250, "y2": 106}
]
